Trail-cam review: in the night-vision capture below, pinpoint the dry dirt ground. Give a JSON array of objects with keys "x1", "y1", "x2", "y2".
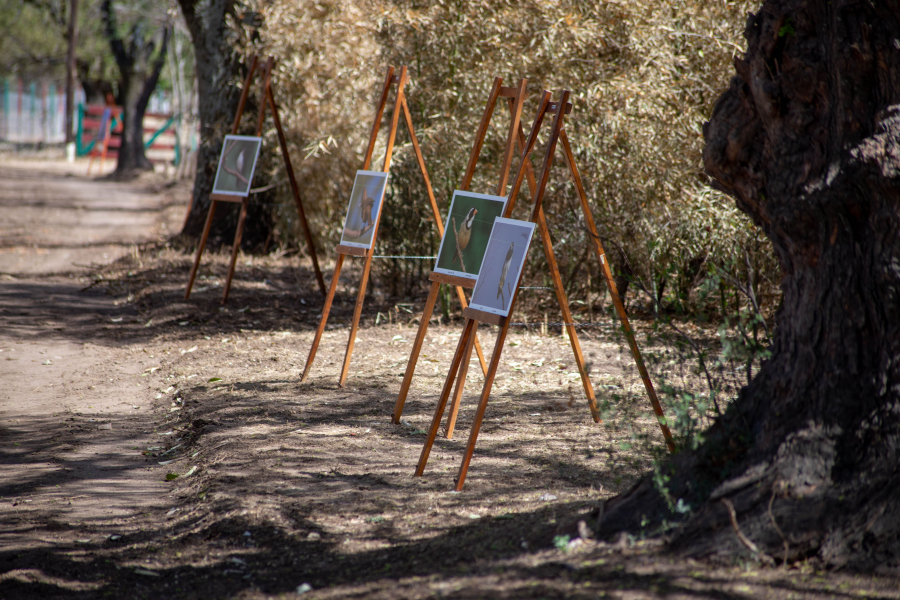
[{"x1": 1, "y1": 154, "x2": 899, "y2": 599}]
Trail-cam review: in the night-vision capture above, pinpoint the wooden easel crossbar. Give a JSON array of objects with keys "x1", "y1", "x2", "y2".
[
  {"x1": 184, "y1": 55, "x2": 326, "y2": 304},
  {"x1": 416, "y1": 89, "x2": 677, "y2": 491},
  {"x1": 301, "y1": 65, "x2": 469, "y2": 388}
]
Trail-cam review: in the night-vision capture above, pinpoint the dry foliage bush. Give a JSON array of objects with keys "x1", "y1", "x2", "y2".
[
  {"x1": 248, "y1": 0, "x2": 778, "y2": 322},
  {"x1": 247, "y1": 1, "x2": 379, "y2": 253}
]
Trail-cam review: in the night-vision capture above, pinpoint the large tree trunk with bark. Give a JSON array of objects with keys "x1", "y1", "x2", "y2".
[
  {"x1": 177, "y1": 0, "x2": 273, "y2": 250},
  {"x1": 598, "y1": 0, "x2": 900, "y2": 573}
]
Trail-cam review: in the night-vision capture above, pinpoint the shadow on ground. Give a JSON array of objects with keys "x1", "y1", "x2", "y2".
[{"x1": 4, "y1": 243, "x2": 898, "y2": 598}]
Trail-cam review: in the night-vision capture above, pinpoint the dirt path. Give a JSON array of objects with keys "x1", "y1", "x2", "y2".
[
  {"x1": 0, "y1": 157, "x2": 181, "y2": 275},
  {"x1": 2, "y1": 155, "x2": 898, "y2": 599},
  {"x1": 0, "y1": 155, "x2": 189, "y2": 594}
]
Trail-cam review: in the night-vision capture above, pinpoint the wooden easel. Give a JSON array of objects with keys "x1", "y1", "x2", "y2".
[
  {"x1": 409, "y1": 88, "x2": 600, "y2": 444},
  {"x1": 300, "y1": 65, "x2": 456, "y2": 387},
  {"x1": 184, "y1": 55, "x2": 326, "y2": 304},
  {"x1": 392, "y1": 78, "x2": 600, "y2": 434},
  {"x1": 416, "y1": 89, "x2": 677, "y2": 491}
]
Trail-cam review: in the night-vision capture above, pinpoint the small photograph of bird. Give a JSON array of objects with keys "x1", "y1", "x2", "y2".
[
  {"x1": 452, "y1": 207, "x2": 477, "y2": 266},
  {"x1": 497, "y1": 241, "x2": 514, "y2": 307}
]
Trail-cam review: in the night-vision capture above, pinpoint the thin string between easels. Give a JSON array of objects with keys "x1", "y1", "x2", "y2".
[{"x1": 371, "y1": 255, "x2": 437, "y2": 260}]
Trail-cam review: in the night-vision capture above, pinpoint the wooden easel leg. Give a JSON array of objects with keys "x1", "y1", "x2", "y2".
[
  {"x1": 301, "y1": 254, "x2": 346, "y2": 382},
  {"x1": 444, "y1": 321, "x2": 478, "y2": 438},
  {"x1": 338, "y1": 253, "x2": 375, "y2": 387},
  {"x1": 502, "y1": 92, "x2": 553, "y2": 219},
  {"x1": 184, "y1": 200, "x2": 218, "y2": 300},
  {"x1": 231, "y1": 56, "x2": 258, "y2": 134},
  {"x1": 455, "y1": 317, "x2": 511, "y2": 491},
  {"x1": 535, "y1": 208, "x2": 601, "y2": 422},
  {"x1": 558, "y1": 130, "x2": 675, "y2": 451},
  {"x1": 254, "y1": 58, "x2": 273, "y2": 136},
  {"x1": 393, "y1": 279, "x2": 441, "y2": 423},
  {"x1": 415, "y1": 319, "x2": 475, "y2": 477},
  {"x1": 401, "y1": 93, "x2": 485, "y2": 377},
  {"x1": 514, "y1": 103, "x2": 604, "y2": 421},
  {"x1": 267, "y1": 86, "x2": 326, "y2": 298},
  {"x1": 361, "y1": 66, "x2": 395, "y2": 170},
  {"x1": 393, "y1": 282, "x2": 489, "y2": 423},
  {"x1": 221, "y1": 198, "x2": 249, "y2": 305}
]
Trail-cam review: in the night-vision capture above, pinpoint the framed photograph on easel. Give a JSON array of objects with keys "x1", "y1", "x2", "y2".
[
  {"x1": 469, "y1": 217, "x2": 535, "y2": 317},
  {"x1": 433, "y1": 190, "x2": 507, "y2": 280},
  {"x1": 212, "y1": 135, "x2": 262, "y2": 197},
  {"x1": 339, "y1": 170, "x2": 389, "y2": 249}
]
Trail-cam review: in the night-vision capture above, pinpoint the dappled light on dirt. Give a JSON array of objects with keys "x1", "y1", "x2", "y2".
[{"x1": 2, "y1": 158, "x2": 897, "y2": 598}]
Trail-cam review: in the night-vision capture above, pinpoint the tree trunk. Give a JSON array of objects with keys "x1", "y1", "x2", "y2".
[
  {"x1": 116, "y1": 42, "x2": 168, "y2": 173},
  {"x1": 598, "y1": 0, "x2": 900, "y2": 572},
  {"x1": 101, "y1": 0, "x2": 169, "y2": 176},
  {"x1": 65, "y1": 0, "x2": 78, "y2": 147},
  {"x1": 177, "y1": 0, "x2": 273, "y2": 250}
]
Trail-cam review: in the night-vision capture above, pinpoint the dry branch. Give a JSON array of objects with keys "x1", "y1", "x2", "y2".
[{"x1": 721, "y1": 498, "x2": 775, "y2": 566}]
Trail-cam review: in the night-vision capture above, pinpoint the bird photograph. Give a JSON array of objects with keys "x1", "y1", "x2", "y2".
[
  {"x1": 452, "y1": 207, "x2": 477, "y2": 267},
  {"x1": 213, "y1": 136, "x2": 261, "y2": 195},
  {"x1": 434, "y1": 191, "x2": 506, "y2": 279},
  {"x1": 235, "y1": 148, "x2": 245, "y2": 175},
  {"x1": 342, "y1": 194, "x2": 376, "y2": 240},
  {"x1": 470, "y1": 218, "x2": 535, "y2": 316},
  {"x1": 340, "y1": 171, "x2": 388, "y2": 247},
  {"x1": 223, "y1": 143, "x2": 251, "y2": 189}
]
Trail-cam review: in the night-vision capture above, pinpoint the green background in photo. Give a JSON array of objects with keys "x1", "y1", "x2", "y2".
[{"x1": 434, "y1": 192, "x2": 506, "y2": 277}]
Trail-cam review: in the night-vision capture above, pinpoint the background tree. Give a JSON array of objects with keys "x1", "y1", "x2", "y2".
[
  {"x1": 0, "y1": 0, "x2": 117, "y2": 89},
  {"x1": 0, "y1": 0, "x2": 73, "y2": 77},
  {"x1": 101, "y1": 0, "x2": 169, "y2": 175},
  {"x1": 165, "y1": 8, "x2": 198, "y2": 180},
  {"x1": 599, "y1": 0, "x2": 900, "y2": 570}
]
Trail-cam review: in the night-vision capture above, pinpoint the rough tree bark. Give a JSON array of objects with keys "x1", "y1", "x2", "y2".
[
  {"x1": 598, "y1": 0, "x2": 900, "y2": 573},
  {"x1": 101, "y1": 0, "x2": 169, "y2": 175},
  {"x1": 177, "y1": 0, "x2": 272, "y2": 249}
]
